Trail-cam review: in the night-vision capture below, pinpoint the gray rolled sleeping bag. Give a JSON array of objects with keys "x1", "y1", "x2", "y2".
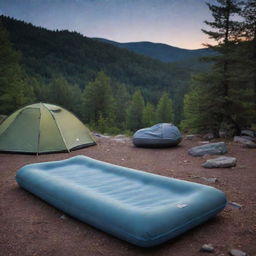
[{"x1": 133, "y1": 123, "x2": 182, "y2": 147}]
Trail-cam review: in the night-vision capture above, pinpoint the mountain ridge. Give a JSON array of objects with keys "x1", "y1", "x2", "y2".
[{"x1": 92, "y1": 38, "x2": 213, "y2": 63}]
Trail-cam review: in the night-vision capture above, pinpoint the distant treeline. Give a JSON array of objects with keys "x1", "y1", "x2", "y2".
[{"x1": 0, "y1": 15, "x2": 206, "y2": 126}]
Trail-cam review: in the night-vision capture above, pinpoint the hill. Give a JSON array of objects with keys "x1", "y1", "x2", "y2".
[{"x1": 93, "y1": 38, "x2": 214, "y2": 63}]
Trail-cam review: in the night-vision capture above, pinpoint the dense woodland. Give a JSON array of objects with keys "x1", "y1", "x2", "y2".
[{"x1": 0, "y1": 0, "x2": 255, "y2": 135}]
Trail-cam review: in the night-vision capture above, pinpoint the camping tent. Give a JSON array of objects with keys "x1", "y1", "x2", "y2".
[{"x1": 0, "y1": 103, "x2": 96, "y2": 154}]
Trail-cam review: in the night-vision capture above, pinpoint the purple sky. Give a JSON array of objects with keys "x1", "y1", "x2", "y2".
[{"x1": 0, "y1": 0, "x2": 215, "y2": 49}]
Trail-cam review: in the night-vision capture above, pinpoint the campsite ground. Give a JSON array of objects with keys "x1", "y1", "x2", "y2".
[{"x1": 0, "y1": 136, "x2": 255, "y2": 256}]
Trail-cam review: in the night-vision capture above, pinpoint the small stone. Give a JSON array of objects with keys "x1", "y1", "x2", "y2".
[
  {"x1": 185, "y1": 135, "x2": 197, "y2": 140},
  {"x1": 201, "y1": 177, "x2": 218, "y2": 183},
  {"x1": 199, "y1": 141, "x2": 210, "y2": 144},
  {"x1": 112, "y1": 138, "x2": 126, "y2": 143},
  {"x1": 60, "y1": 215, "x2": 67, "y2": 220},
  {"x1": 219, "y1": 130, "x2": 228, "y2": 138},
  {"x1": 121, "y1": 158, "x2": 125, "y2": 161},
  {"x1": 115, "y1": 134, "x2": 127, "y2": 139},
  {"x1": 229, "y1": 249, "x2": 247, "y2": 256},
  {"x1": 200, "y1": 244, "x2": 214, "y2": 252},
  {"x1": 203, "y1": 133, "x2": 214, "y2": 140},
  {"x1": 228, "y1": 202, "x2": 242, "y2": 209},
  {"x1": 202, "y1": 156, "x2": 237, "y2": 168}
]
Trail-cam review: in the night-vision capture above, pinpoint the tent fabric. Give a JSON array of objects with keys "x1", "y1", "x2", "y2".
[
  {"x1": 16, "y1": 155, "x2": 227, "y2": 247},
  {"x1": 0, "y1": 103, "x2": 96, "y2": 154},
  {"x1": 133, "y1": 123, "x2": 182, "y2": 147}
]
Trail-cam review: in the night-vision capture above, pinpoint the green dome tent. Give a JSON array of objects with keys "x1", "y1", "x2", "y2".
[{"x1": 0, "y1": 103, "x2": 96, "y2": 154}]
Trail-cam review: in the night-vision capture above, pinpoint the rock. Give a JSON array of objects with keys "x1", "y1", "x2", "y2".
[
  {"x1": 188, "y1": 142, "x2": 227, "y2": 157},
  {"x1": 241, "y1": 135, "x2": 256, "y2": 142},
  {"x1": 112, "y1": 138, "x2": 126, "y2": 143},
  {"x1": 219, "y1": 129, "x2": 228, "y2": 138},
  {"x1": 115, "y1": 134, "x2": 127, "y2": 139},
  {"x1": 199, "y1": 141, "x2": 210, "y2": 144},
  {"x1": 234, "y1": 136, "x2": 256, "y2": 144},
  {"x1": 229, "y1": 249, "x2": 247, "y2": 256},
  {"x1": 203, "y1": 133, "x2": 214, "y2": 140},
  {"x1": 200, "y1": 244, "x2": 214, "y2": 252},
  {"x1": 241, "y1": 130, "x2": 255, "y2": 138},
  {"x1": 242, "y1": 140, "x2": 256, "y2": 148},
  {"x1": 60, "y1": 215, "x2": 67, "y2": 220},
  {"x1": 185, "y1": 135, "x2": 197, "y2": 140},
  {"x1": 92, "y1": 132, "x2": 110, "y2": 138},
  {"x1": 201, "y1": 177, "x2": 218, "y2": 183},
  {"x1": 202, "y1": 156, "x2": 236, "y2": 168}
]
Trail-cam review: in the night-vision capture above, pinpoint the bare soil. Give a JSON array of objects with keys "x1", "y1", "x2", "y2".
[{"x1": 0, "y1": 137, "x2": 255, "y2": 256}]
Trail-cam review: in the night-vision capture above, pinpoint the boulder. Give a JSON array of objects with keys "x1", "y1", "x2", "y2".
[
  {"x1": 242, "y1": 140, "x2": 256, "y2": 148},
  {"x1": 241, "y1": 130, "x2": 255, "y2": 138},
  {"x1": 202, "y1": 156, "x2": 237, "y2": 168},
  {"x1": 234, "y1": 136, "x2": 256, "y2": 144},
  {"x1": 188, "y1": 142, "x2": 227, "y2": 157}
]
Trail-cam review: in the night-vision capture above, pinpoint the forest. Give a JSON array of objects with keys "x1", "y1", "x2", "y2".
[{"x1": 0, "y1": 0, "x2": 255, "y2": 135}]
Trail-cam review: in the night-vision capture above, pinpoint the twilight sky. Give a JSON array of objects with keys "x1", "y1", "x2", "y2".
[{"x1": 0, "y1": 0, "x2": 215, "y2": 49}]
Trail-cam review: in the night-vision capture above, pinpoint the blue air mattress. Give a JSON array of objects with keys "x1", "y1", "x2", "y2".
[{"x1": 16, "y1": 156, "x2": 227, "y2": 247}]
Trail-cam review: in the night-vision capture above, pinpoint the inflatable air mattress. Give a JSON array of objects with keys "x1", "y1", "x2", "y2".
[{"x1": 16, "y1": 156, "x2": 226, "y2": 247}]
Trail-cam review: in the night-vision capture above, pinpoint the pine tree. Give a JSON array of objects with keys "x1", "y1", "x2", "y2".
[
  {"x1": 0, "y1": 24, "x2": 34, "y2": 114},
  {"x1": 182, "y1": 0, "x2": 246, "y2": 135},
  {"x1": 156, "y1": 92, "x2": 173, "y2": 123},
  {"x1": 49, "y1": 77, "x2": 73, "y2": 110},
  {"x1": 112, "y1": 82, "x2": 130, "y2": 129},
  {"x1": 202, "y1": 0, "x2": 243, "y2": 134},
  {"x1": 127, "y1": 90, "x2": 144, "y2": 131},
  {"x1": 143, "y1": 103, "x2": 156, "y2": 127},
  {"x1": 181, "y1": 74, "x2": 223, "y2": 135},
  {"x1": 240, "y1": 0, "x2": 256, "y2": 121},
  {"x1": 82, "y1": 72, "x2": 115, "y2": 126}
]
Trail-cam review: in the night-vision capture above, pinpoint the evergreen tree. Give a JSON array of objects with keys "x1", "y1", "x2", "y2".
[
  {"x1": 83, "y1": 72, "x2": 115, "y2": 126},
  {"x1": 240, "y1": 0, "x2": 256, "y2": 121},
  {"x1": 143, "y1": 103, "x2": 156, "y2": 127},
  {"x1": 182, "y1": 0, "x2": 248, "y2": 135},
  {"x1": 156, "y1": 92, "x2": 174, "y2": 123},
  {"x1": 127, "y1": 90, "x2": 145, "y2": 131},
  {"x1": 48, "y1": 76, "x2": 74, "y2": 110},
  {"x1": 0, "y1": 24, "x2": 34, "y2": 114},
  {"x1": 202, "y1": 0, "x2": 243, "y2": 134},
  {"x1": 181, "y1": 74, "x2": 223, "y2": 135},
  {"x1": 112, "y1": 82, "x2": 130, "y2": 129}
]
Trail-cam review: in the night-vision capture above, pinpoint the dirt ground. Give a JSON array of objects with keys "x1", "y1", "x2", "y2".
[{"x1": 0, "y1": 136, "x2": 255, "y2": 256}]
